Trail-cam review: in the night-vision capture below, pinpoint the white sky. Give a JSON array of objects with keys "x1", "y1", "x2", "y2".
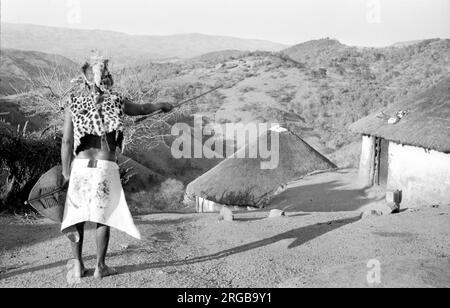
[{"x1": 1, "y1": 0, "x2": 449, "y2": 46}]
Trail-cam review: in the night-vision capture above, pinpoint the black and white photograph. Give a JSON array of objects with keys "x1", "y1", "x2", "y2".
[{"x1": 0, "y1": 0, "x2": 449, "y2": 291}]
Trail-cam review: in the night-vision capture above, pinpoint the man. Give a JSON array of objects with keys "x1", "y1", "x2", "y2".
[{"x1": 60, "y1": 52, "x2": 173, "y2": 278}]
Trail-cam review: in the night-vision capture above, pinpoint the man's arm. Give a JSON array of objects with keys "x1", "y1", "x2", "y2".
[
  {"x1": 123, "y1": 98, "x2": 173, "y2": 116},
  {"x1": 61, "y1": 108, "x2": 74, "y2": 184}
]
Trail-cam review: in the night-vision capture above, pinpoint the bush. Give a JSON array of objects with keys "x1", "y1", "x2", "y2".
[
  {"x1": 128, "y1": 178, "x2": 185, "y2": 212},
  {"x1": 0, "y1": 123, "x2": 60, "y2": 211},
  {"x1": 155, "y1": 178, "x2": 185, "y2": 210}
]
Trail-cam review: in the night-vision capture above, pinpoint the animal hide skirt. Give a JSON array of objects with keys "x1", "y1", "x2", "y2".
[{"x1": 61, "y1": 159, "x2": 141, "y2": 241}]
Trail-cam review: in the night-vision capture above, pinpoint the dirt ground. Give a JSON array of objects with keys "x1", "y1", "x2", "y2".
[{"x1": 1, "y1": 170, "x2": 449, "y2": 288}]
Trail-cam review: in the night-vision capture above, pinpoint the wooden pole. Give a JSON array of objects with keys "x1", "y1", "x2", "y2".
[{"x1": 134, "y1": 85, "x2": 223, "y2": 124}]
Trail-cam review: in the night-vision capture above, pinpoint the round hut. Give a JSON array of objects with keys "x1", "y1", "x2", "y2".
[{"x1": 185, "y1": 128, "x2": 337, "y2": 212}]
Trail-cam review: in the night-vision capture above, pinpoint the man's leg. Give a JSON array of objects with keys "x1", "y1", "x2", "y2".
[
  {"x1": 94, "y1": 223, "x2": 117, "y2": 278},
  {"x1": 70, "y1": 223, "x2": 86, "y2": 277}
]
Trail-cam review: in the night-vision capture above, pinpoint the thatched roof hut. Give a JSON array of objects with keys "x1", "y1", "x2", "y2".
[
  {"x1": 350, "y1": 77, "x2": 450, "y2": 207},
  {"x1": 350, "y1": 77, "x2": 450, "y2": 153},
  {"x1": 185, "y1": 129, "x2": 336, "y2": 209}
]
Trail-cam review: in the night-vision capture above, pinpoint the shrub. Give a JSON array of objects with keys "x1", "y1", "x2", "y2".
[
  {"x1": 152, "y1": 178, "x2": 185, "y2": 210},
  {"x1": 127, "y1": 178, "x2": 185, "y2": 213},
  {"x1": 0, "y1": 123, "x2": 60, "y2": 211}
]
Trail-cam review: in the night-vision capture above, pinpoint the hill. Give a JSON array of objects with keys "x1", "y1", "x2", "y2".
[
  {"x1": 116, "y1": 38, "x2": 450, "y2": 167},
  {"x1": 0, "y1": 92, "x2": 65, "y2": 130},
  {"x1": 391, "y1": 39, "x2": 431, "y2": 47},
  {"x1": 1, "y1": 23, "x2": 288, "y2": 67},
  {"x1": 2, "y1": 37, "x2": 449, "y2": 198},
  {"x1": 281, "y1": 38, "x2": 345, "y2": 66},
  {"x1": 0, "y1": 49, "x2": 78, "y2": 96}
]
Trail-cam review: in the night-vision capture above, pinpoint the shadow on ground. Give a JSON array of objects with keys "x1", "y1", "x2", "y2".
[
  {"x1": 270, "y1": 177, "x2": 383, "y2": 212},
  {"x1": 134, "y1": 216, "x2": 194, "y2": 226},
  {"x1": 0, "y1": 216, "x2": 360, "y2": 281},
  {"x1": 115, "y1": 215, "x2": 361, "y2": 276}
]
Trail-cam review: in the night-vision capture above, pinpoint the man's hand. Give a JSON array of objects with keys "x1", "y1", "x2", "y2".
[
  {"x1": 60, "y1": 173, "x2": 70, "y2": 190},
  {"x1": 159, "y1": 102, "x2": 174, "y2": 113}
]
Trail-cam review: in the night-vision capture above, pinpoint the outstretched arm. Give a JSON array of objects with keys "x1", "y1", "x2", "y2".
[{"x1": 123, "y1": 98, "x2": 173, "y2": 116}]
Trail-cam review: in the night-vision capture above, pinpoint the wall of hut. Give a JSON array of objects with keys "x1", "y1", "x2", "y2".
[
  {"x1": 358, "y1": 135, "x2": 376, "y2": 187},
  {"x1": 387, "y1": 142, "x2": 450, "y2": 207},
  {"x1": 358, "y1": 135, "x2": 450, "y2": 207}
]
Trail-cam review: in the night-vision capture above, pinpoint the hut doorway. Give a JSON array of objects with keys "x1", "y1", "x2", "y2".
[{"x1": 374, "y1": 137, "x2": 390, "y2": 187}]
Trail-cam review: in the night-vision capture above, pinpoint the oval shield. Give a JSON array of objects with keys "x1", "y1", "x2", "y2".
[{"x1": 26, "y1": 165, "x2": 66, "y2": 223}]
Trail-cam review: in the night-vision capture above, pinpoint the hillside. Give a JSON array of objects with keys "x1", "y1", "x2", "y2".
[
  {"x1": 1, "y1": 37, "x2": 449, "y2": 212},
  {"x1": 0, "y1": 49, "x2": 78, "y2": 96},
  {"x1": 281, "y1": 38, "x2": 345, "y2": 67},
  {"x1": 1, "y1": 23, "x2": 288, "y2": 67},
  {"x1": 116, "y1": 38, "x2": 450, "y2": 167},
  {"x1": 0, "y1": 93, "x2": 58, "y2": 130}
]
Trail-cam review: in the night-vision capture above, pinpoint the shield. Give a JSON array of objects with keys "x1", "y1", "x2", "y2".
[{"x1": 26, "y1": 165, "x2": 66, "y2": 223}]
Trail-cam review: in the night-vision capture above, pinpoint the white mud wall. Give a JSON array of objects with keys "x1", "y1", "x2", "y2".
[{"x1": 387, "y1": 142, "x2": 450, "y2": 207}]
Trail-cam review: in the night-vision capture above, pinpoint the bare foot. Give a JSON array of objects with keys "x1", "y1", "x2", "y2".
[
  {"x1": 67, "y1": 259, "x2": 87, "y2": 279},
  {"x1": 94, "y1": 265, "x2": 117, "y2": 279}
]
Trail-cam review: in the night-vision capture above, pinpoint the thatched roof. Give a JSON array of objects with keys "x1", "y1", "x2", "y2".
[
  {"x1": 185, "y1": 130, "x2": 336, "y2": 208},
  {"x1": 350, "y1": 77, "x2": 450, "y2": 153}
]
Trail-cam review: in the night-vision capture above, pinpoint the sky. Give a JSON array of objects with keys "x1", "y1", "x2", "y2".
[{"x1": 1, "y1": 0, "x2": 449, "y2": 46}]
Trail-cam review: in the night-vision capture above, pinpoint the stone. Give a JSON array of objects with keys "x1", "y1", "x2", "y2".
[
  {"x1": 268, "y1": 209, "x2": 285, "y2": 218},
  {"x1": 361, "y1": 210, "x2": 384, "y2": 219},
  {"x1": 363, "y1": 202, "x2": 394, "y2": 216}
]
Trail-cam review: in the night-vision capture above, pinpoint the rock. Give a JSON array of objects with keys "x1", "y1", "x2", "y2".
[
  {"x1": 388, "y1": 117, "x2": 400, "y2": 124},
  {"x1": 361, "y1": 210, "x2": 384, "y2": 219},
  {"x1": 120, "y1": 244, "x2": 137, "y2": 251},
  {"x1": 219, "y1": 206, "x2": 234, "y2": 222},
  {"x1": 363, "y1": 203, "x2": 394, "y2": 216},
  {"x1": 268, "y1": 209, "x2": 285, "y2": 218}
]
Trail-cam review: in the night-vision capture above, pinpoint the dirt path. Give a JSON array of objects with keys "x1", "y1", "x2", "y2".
[{"x1": 1, "y1": 203, "x2": 449, "y2": 288}]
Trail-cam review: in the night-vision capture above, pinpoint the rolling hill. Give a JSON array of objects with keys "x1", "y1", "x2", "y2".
[
  {"x1": 1, "y1": 37, "x2": 449, "y2": 198},
  {"x1": 0, "y1": 49, "x2": 78, "y2": 96},
  {"x1": 115, "y1": 38, "x2": 450, "y2": 167},
  {"x1": 1, "y1": 23, "x2": 288, "y2": 67}
]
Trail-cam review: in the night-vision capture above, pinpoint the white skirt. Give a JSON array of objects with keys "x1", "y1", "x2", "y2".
[{"x1": 61, "y1": 159, "x2": 141, "y2": 240}]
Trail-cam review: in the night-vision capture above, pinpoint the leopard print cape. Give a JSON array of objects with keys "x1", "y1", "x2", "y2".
[{"x1": 65, "y1": 88, "x2": 125, "y2": 155}]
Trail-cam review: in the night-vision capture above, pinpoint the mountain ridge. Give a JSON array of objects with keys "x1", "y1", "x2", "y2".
[
  {"x1": 1, "y1": 23, "x2": 288, "y2": 67},
  {"x1": 0, "y1": 48, "x2": 78, "y2": 96},
  {"x1": 1, "y1": 36, "x2": 449, "y2": 171}
]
